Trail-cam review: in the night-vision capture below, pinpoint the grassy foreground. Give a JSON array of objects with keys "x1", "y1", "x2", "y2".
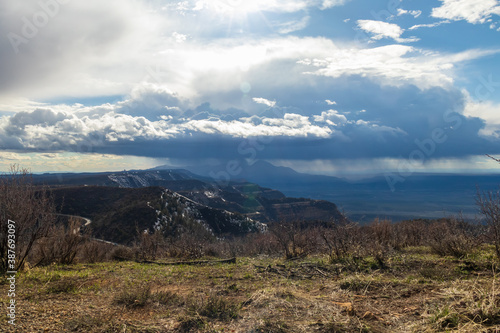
[{"x1": 1, "y1": 246, "x2": 499, "y2": 332}]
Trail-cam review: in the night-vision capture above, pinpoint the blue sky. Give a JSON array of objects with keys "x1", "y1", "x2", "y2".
[{"x1": 0, "y1": 0, "x2": 499, "y2": 176}]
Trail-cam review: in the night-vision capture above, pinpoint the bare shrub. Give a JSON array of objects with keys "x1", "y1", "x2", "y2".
[
  {"x1": 428, "y1": 218, "x2": 478, "y2": 258},
  {"x1": 164, "y1": 219, "x2": 216, "y2": 259},
  {"x1": 269, "y1": 221, "x2": 310, "y2": 259},
  {"x1": 477, "y1": 188, "x2": 500, "y2": 260},
  {"x1": 0, "y1": 165, "x2": 56, "y2": 272},
  {"x1": 135, "y1": 229, "x2": 165, "y2": 261},
  {"x1": 166, "y1": 233, "x2": 208, "y2": 259},
  {"x1": 33, "y1": 218, "x2": 85, "y2": 266},
  {"x1": 79, "y1": 240, "x2": 113, "y2": 263},
  {"x1": 320, "y1": 219, "x2": 361, "y2": 263},
  {"x1": 392, "y1": 219, "x2": 428, "y2": 248},
  {"x1": 362, "y1": 219, "x2": 394, "y2": 268},
  {"x1": 237, "y1": 232, "x2": 281, "y2": 257},
  {"x1": 109, "y1": 246, "x2": 137, "y2": 261}
]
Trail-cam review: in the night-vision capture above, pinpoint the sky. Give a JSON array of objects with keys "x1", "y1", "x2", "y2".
[{"x1": 0, "y1": 0, "x2": 500, "y2": 176}]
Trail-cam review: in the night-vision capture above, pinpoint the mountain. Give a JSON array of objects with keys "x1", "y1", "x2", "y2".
[
  {"x1": 173, "y1": 161, "x2": 500, "y2": 222},
  {"x1": 162, "y1": 160, "x2": 350, "y2": 192},
  {"x1": 39, "y1": 169, "x2": 345, "y2": 244},
  {"x1": 39, "y1": 161, "x2": 499, "y2": 224},
  {"x1": 35, "y1": 169, "x2": 207, "y2": 189},
  {"x1": 171, "y1": 160, "x2": 303, "y2": 185},
  {"x1": 52, "y1": 186, "x2": 265, "y2": 245},
  {"x1": 52, "y1": 186, "x2": 164, "y2": 244}
]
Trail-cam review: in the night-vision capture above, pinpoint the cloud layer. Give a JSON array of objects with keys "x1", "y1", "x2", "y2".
[
  {"x1": 1, "y1": 0, "x2": 499, "y2": 173},
  {"x1": 0, "y1": 81, "x2": 498, "y2": 162}
]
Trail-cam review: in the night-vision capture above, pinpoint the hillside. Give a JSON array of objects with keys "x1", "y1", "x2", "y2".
[
  {"x1": 53, "y1": 186, "x2": 163, "y2": 244},
  {"x1": 52, "y1": 186, "x2": 265, "y2": 245},
  {"x1": 41, "y1": 169, "x2": 345, "y2": 242}
]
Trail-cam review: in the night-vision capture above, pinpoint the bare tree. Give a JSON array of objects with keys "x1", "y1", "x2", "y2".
[
  {"x1": 269, "y1": 221, "x2": 306, "y2": 259},
  {"x1": 477, "y1": 189, "x2": 500, "y2": 259},
  {"x1": 0, "y1": 165, "x2": 56, "y2": 272},
  {"x1": 476, "y1": 155, "x2": 500, "y2": 260},
  {"x1": 34, "y1": 218, "x2": 85, "y2": 266},
  {"x1": 320, "y1": 218, "x2": 360, "y2": 262},
  {"x1": 487, "y1": 154, "x2": 500, "y2": 163},
  {"x1": 135, "y1": 228, "x2": 165, "y2": 261}
]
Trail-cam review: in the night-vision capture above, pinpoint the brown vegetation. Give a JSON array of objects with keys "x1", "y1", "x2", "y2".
[
  {"x1": 2, "y1": 164, "x2": 500, "y2": 331},
  {"x1": 0, "y1": 165, "x2": 56, "y2": 272},
  {"x1": 2, "y1": 246, "x2": 499, "y2": 332}
]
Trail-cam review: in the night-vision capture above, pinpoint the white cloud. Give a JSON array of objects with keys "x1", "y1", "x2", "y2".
[
  {"x1": 431, "y1": 0, "x2": 500, "y2": 25},
  {"x1": 321, "y1": 0, "x2": 349, "y2": 9},
  {"x1": 357, "y1": 20, "x2": 403, "y2": 40},
  {"x1": 275, "y1": 16, "x2": 311, "y2": 34},
  {"x1": 186, "y1": 113, "x2": 332, "y2": 138},
  {"x1": 298, "y1": 45, "x2": 499, "y2": 89},
  {"x1": 0, "y1": 0, "x2": 494, "y2": 108},
  {"x1": 409, "y1": 20, "x2": 451, "y2": 30},
  {"x1": 172, "y1": 32, "x2": 187, "y2": 43},
  {"x1": 0, "y1": 0, "x2": 167, "y2": 100},
  {"x1": 397, "y1": 9, "x2": 422, "y2": 18},
  {"x1": 2, "y1": 82, "x2": 497, "y2": 163},
  {"x1": 0, "y1": 17, "x2": 497, "y2": 112},
  {"x1": 253, "y1": 98, "x2": 277, "y2": 108},
  {"x1": 0, "y1": 98, "x2": 340, "y2": 153},
  {"x1": 313, "y1": 110, "x2": 347, "y2": 126},
  {"x1": 357, "y1": 20, "x2": 419, "y2": 43},
  {"x1": 464, "y1": 99, "x2": 500, "y2": 138},
  {"x1": 325, "y1": 100, "x2": 337, "y2": 105},
  {"x1": 0, "y1": 85, "x2": 419, "y2": 154}
]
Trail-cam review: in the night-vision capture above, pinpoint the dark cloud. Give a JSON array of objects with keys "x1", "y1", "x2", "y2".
[{"x1": 0, "y1": 76, "x2": 497, "y2": 162}]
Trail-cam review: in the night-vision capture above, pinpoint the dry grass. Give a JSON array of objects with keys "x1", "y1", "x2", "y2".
[
  {"x1": 425, "y1": 276, "x2": 500, "y2": 332},
  {"x1": 1, "y1": 250, "x2": 500, "y2": 332}
]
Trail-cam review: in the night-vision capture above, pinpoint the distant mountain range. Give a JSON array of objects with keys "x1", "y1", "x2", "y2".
[
  {"x1": 36, "y1": 167, "x2": 345, "y2": 244},
  {"x1": 156, "y1": 160, "x2": 500, "y2": 222},
  {"x1": 34, "y1": 160, "x2": 500, "y2": 232}
]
